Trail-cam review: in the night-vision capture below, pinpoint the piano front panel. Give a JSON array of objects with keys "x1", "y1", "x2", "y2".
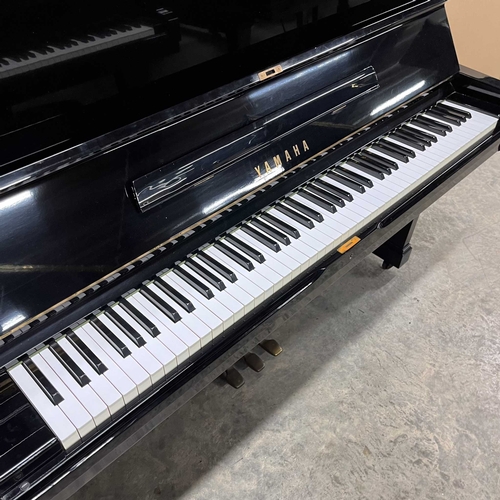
[{"x1": 0, "y1": 5, "x2": 459, "y2": 339}]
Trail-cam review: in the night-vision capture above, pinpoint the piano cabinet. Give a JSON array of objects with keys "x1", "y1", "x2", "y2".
[{"x1": 1, "y1": 1, "x2": 500, "y2": 499}]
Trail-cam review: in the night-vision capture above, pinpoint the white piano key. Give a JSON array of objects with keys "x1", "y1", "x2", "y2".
[
  {"x1": 168, "y1": 272, "x2": 235, "y2": 329},
  {"x1": 57, "y1": 337, "x2": 125, "y2": 416},
  {"x1": 159, "y1": 271, "x2": 228, "y2": 334},
  {"x1": 124, "y1": 295, "x2": 192, "y2": 362},
  {"x1": 39, "y1": 347, "x2": 110, "y2": 427},
  {"x1": 112, "y1": 304, "x2": 179, "y2": 371},
  {"x1": 235, "y1": 230, "x2": 297, "y2": 282},
  {"x1": 205, "y1": 246, "x2": 271, "y2": 303},
  {"x1": 30, "y1": 352, "x2": 96, "y2": 438},
  {"x1": 99, "y1": 313, "x2": 165, "y2": 384},
  {"x1": 179, "y1": 262, "x2": 247, "y2": 320},
  {"x1": 76, "y1": 325, "x2": 140, "y2": 402},
  {"x1": 221, "y1": 239, "x2": 286, "y2": 292},
  {"x1": 147, "y1": 283, "x2": 213, "y2": 346},
  {"x1": 129, "y1": 292, "x2": 201, "y2": 356},
  {"x1": 238, "y1": 226, "x2": 303, "y2": 277},
  {"x1": 189, "y1": 256, "x2": 256, "y2": 313},
  {"x1": 9, "y1": 363, "x2": 80, "y2": 449},
  {"x1": 83, "y1": 322, "x2": 152, "y2": 393}
]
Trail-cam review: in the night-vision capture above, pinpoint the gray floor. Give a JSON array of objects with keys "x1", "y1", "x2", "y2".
[{"x1": 72, "y1": 154, "x2": 500, "y2": 500}]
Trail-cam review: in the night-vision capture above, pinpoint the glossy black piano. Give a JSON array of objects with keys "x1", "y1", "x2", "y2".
[{"x1": 1, "y1": 1, "x2": 499, "y2": 498}]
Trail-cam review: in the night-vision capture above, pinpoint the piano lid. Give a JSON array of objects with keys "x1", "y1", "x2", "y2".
[{"x1": 0, "y1": 0, "x2": 427, "y2": 170}]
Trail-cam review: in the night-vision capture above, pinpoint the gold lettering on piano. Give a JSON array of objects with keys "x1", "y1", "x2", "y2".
[{"x1": 254, "y1": 139, "x2": 310, "y2": 177}]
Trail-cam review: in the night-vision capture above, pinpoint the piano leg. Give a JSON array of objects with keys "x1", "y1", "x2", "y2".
[{"x1": 373, "y1": 218, "x2": 418, "y2": 270}]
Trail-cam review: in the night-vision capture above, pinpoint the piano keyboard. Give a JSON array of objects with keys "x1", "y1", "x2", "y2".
[
  {"x1": 7, "y1": 100, "x2": 498, "y2": 450},
  {"x1": 0, "y1": 24, "x2": 154, "y2": 79}
]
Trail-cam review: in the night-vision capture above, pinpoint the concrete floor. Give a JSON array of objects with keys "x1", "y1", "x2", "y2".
[{"x1": 72, "y1": 153, "x2": 500, "y2": 500}]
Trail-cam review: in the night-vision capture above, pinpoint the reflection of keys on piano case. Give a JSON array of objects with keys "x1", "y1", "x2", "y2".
[{"x1": 0, "y1": 24, "x2": 155, "y2": 78}]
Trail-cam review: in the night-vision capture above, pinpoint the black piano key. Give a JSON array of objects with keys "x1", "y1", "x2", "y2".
[
  {"x1": 240, "y1": 224, "x2": 281, "y2": 252},
  {"x1": 436, "y1": 102, "x2": 471, "y2": 119},
  {"x1": 197, "y1": 251, "x2": 238, "y2": 283},
  {"x1": 91, "y1": 316, "x2": 131, "y2": 358},
  {"x1": 306, "y1": 184, "x2": 345, "y2": 207},
  {"x1": 346, "y1": 158, "x2": 387, "y2": 178},
  {"x1": 283, "y1": 198, "x2": 323, "y2": 222},
  {"x1": 391, "y1": 127, "x2": 432, "y2": 146},
  {"x1": 260, "y1": 212, "x2": 301, "y2": 239},
  {"x1": 105, "y1": 307, "x2": 146, "y2": 347},
  {"x1": 282, "y1": 198, "x2": 324, "y2": 222},
  {"x1": 395, "y1": 128, "x2": 432, "y2": 147},
  {"x1": 275, "y1": 203, "x2": 315, "y2": 228},
  {"x1": 371, "y1": 142, "x2": 409, "y2": 163},
  {"x1": 389, "y1": 131, "x2": 426, "y2": 151},
  {"x1": 358, "y1": 150, "x2": 398, "y2": 170},
  {"x1": 432, "y1": 104, "x2": 467, "y2": 123},
  {"x1": 186, "y1": 258, "x2": 227, "y2": 290},
  {"x1": 215, "y1": 241, "x2": 255, "y2": 271},
  {"x1": 45, "y1": 46, "x2": 55, "y2": 53},
  {"x1": 140, "y1": 286, "x2": 182, "y2": 321},
  {"x1": 412, "y1": 116, "x2": 448, "y2": 136},
  {"x1": 298, "y1": 189, "x2": 337, "y2": 213},
  {"x1": 225, "y1": 234, "x2": 266, "y2": 263},
  {"x1": 0, "y1": 58, "x2": 10, "y2": 65},
  {"x1": 426, "y1": 108, "x2": 462, "y2": 126},
  {"x1": 120, "y1": 298, "x2": 161, "y2": 337},
  {"x1": 67, "y1": 331, "x2": 107, "y2": 374},
  {"x1": 49, "y1": 341, "x2": 91, "y2": 387},
  {"x1": 9, "y1": 55, "x2": 22, "y2": 63},
  {"x1": 418, "y1": 115, "x2": 453, "y2": 132},
  {"x1": 380, "y1": 139, "x2": 416, "y2": 158},
  {"x1": 173, "y1": 266, "x2": 215, "y2": 299},
  {"x1": 331, "y1": 167, "x2": 373, "y2": 189},
  {"x1": 314, "y1": 178, "x2": 353, "y2": 201},
  {"x1": 401, "y1": 125, "x2": 437, "y2": 143},
  {"x1": 251, "y1": 218, "x2": 291, "y2": 245},
  {"x1": 154, "y1": 278, "x2": 196, "y2": 312},
  {"x1": 32, "y1": 47, "x2": 47, "y2": 55},
  {"x1": 22, "y1": 357, "x2": 63, "y2": 406}
]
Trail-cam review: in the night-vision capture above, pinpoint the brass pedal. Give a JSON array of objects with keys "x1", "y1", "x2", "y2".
[
  {"x1": 222, "y1": 367, "x2": 245, "y2": 389},
  {"x1": 244, "y1": 352, "x2": 265, "y2": 372},
  {"x1": 259, "y1": 339, "x2": 282, "y2": 356}
]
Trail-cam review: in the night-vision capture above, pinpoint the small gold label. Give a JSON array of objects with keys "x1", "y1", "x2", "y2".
[
  {"x1": 258, "y1": 65, "x2": 283, "y2": 81},
  {"x1": 338, "y1": 236, "x2": 361, "y2": 254}
]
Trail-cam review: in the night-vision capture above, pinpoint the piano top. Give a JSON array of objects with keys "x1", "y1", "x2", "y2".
[{"x1": 0, "y1": 0, "x2": 457, "y2": 338}]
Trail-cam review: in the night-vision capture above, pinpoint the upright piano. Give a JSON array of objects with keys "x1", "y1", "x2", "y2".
[{"x1": 1, "y1": 1, "x2": 499, "y2": 498}]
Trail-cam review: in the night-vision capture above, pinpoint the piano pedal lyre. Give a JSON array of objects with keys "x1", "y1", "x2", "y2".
[
  {"x1": 244, "y1": 352, "x2": 265, "y2": 372},
  {"x1": 222, "y1": 366, "x2": 245, "y2": 389},
  {"x1": 259, "y1": 339, "x2": 282, "y2": 356}
]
